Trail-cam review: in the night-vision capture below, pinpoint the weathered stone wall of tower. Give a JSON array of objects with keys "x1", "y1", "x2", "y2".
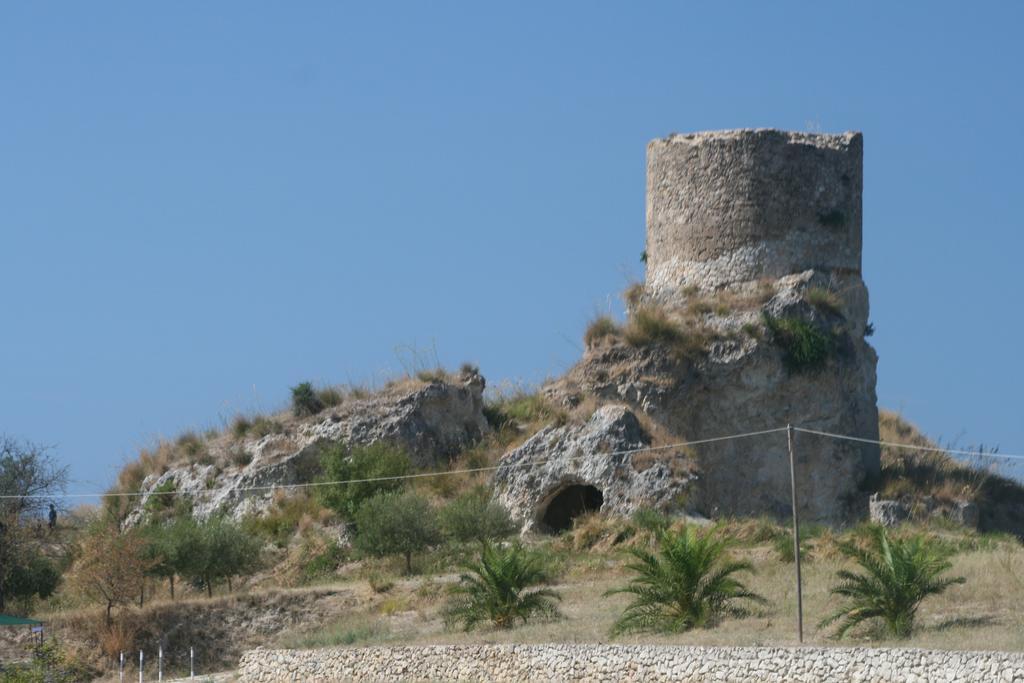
[{"x1": 646, "y1": 130, "x2": 863, "y2": 294}]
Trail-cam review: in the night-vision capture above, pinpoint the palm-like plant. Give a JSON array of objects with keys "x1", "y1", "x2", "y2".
[
  {"x1": 820, "y1": 525, "x2": 965, "y2": 639},
  {"x1": 443, "y1": 541, "x2": 561, "y2": 631},
  {"x1": 606, "y1": 525, "x2": 766, "y2": 635}
]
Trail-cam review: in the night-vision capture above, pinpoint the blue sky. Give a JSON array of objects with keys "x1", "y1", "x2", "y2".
[{"x1": 2, "y1": 2, "x2": 1022, "y2": 494}]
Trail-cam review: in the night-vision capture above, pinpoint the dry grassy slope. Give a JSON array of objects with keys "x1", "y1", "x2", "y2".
[{"x1": 878, "y1": 410, "x2": 1024, "y2": 535}]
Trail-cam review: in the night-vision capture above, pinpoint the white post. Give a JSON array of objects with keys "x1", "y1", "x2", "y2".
[
  {"x1": 139, "y1": 650, "x2": 144, "y2": 683},
  {"x1": 787, "y1": 424, "x2": 805, "y2": 644},
  {"x1": 158, "y1": 645, "x2": 163, "y2": 682},
  {"x1": 119, "y1": 652, "x2": 124, "y2": 683},
  {"x1": 190, "y1": 646, "x2": 194, "y2": 680}
]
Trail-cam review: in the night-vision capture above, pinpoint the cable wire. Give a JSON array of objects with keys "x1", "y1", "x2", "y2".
[
  {"x1": 794, "y1": 426, "x2": 1024, "y2": 462},
  {"x1": 0, "y1": 427, "x2": 789, "y2": 501}
]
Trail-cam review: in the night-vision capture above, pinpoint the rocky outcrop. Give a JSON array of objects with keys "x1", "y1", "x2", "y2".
[
  {"x1": 127, "y1": 372, "x2": 489, "y2": 523},
  {"x1": 869, "y1": 494, "x2": 981, "y2": 530},
  {"x1": 493, "y1": 405, "x2": 695, "y2": 533},
  {"x1": 520, "y1": 129, "x2": 881, "y2": 527}
]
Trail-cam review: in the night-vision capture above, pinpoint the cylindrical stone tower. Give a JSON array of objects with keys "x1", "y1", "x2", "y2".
[{"x1": 646, "y1": 129, "x2": 863, "y2": 295}]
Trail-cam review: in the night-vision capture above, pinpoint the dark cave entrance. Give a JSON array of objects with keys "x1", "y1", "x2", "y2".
[{"x1": 540, "y1": 484, "x2": 604, "y2": 533}]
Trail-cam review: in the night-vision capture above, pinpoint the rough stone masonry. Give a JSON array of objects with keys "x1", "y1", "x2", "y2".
[{"x1": 497, "y1": 129, "x2": 880, "y2": 528}]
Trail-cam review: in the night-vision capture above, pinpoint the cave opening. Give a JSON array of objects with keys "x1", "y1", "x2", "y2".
[{"x1": 540, "y1": 484, "x2": 604, "y2": 533}]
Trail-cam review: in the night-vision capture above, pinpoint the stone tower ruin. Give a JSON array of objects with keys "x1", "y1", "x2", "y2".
[
  {"x1": 497, "y1": 129, "x2": 880, "y2": 530},
  {"x1": 646, "y1": 130, "x2": 863, "y2": 295}
]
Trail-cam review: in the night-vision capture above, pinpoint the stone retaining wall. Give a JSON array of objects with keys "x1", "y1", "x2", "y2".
[{"x1": 239, "y1": 643, "x2": 1024, "y2": 682}]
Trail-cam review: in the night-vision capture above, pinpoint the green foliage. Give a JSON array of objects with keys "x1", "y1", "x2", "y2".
[
  {"x1": 144, "y1": 479, "x2": 177, "y2": 514},
  {"x1": 0, "y1": 640, "x2": 94, "y2": 683},
  {"x1": 231, "y1": 416, "x2": 252, "y2": 438},
  {"x1": 482, "y1": 390, "x2": 566, "y2": 432},
  {"x1": 301, "y1": 540, "x2": 346, "y2": 581},
  {"x1": 606, "y1": 526, "x2": 766, "y2": 635},
  {"x1": 584, "y1": 316, "x2": 621, "y2": 348},
  {"x1": 804, "y1": 287, "x2": 843, "y2": 316},
  {"x1": 353, "y1": 490, "x2": 441, "y2": 574},
  {"x1": 763, "y1": 314, "x2": 837, "y2": 372},
  {"x1": 291, "y1": 382, "x2": 324, "y2": 417},
  {"x1": 631, "y1": 508, "x2": 671, "y2": 536},
  {"x1": 820, "y1": 525, "x2": 965, "y2": 639},
  {"x1": 279, "y1": 617, "x2": 390, "y2": 649},
  {"x1": 443, "y1": 541, "x2": 561, "y2": 631},
  {"x1": 440, "y1": 487, "x2": 517, "y2": 544},
  {"x1": 180, "y1": 516, "x2": 263, "y2": 597},
  {"x1": 316, "y1": 442, "x2": 412, "y2": 519},
  {"x1": 242, "y1": 493, "x2": 326, "y2": 547},
  {"x1": 5, "y1": 553, "x2": 60, "y2": 608}
]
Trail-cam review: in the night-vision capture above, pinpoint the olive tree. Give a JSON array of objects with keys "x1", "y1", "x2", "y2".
[{"x1": 354, "y1": 490, "x2": 441, "y2": 574}]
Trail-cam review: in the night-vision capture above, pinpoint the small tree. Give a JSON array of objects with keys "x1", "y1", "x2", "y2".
[
  {"x1": 0, "y1": 436, "x2": 68, "y2": 610},
  {"x1": 182, "y1": 516, "x2": 262, "y2": 597},
  {"x1": 820, "y1": 525, "x2": 965, "y2": 639},
  {"x1": 353, "y1": 491, "x2": 441, "y2": 574},
  {"x1": 443, "y1": 541, "x2": 561, "y2": 631},
  {"x1": 606, "y1": 525, "x2": 766, "y2": 635},
  {"x1": 70, "y1": 525, "x2": 153, "y2": 626},
  {"x1": 440, "y1": 487, "x2": 517, "y2": 544},
  {"x1": 316, "y1": 442, "x2": 411, "y2": 519},
  {"x1": 291, "y1": 382, "x2": 324, "y2": 417},
  {"x1": 6, "y1": 551, "x2": 61, "y2": 615},
  {"x1": 142, "y1": 515, "x2": 198, "y2": 600}
]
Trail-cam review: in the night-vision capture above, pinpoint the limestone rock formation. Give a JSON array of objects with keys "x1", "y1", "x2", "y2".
[
  {"x1": 127, "y1": 371, "x2": 489, "y2": 524},
  {"x1": 492, "y1": 405, "x2": 695, "y2": 533},
  {"x1": 496, "y1": 129, "x2": 880, "y2": 528}
]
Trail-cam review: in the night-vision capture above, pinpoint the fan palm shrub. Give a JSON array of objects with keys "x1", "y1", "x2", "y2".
[
  {"x1": 443, "y1": 541, "x2": 561, "y2": 631},
  {"x1": 606, "y1": 525, "x2": 766, "y2": 635},
  {"x1": 820, "y1": 525, "x2": 965, "y2": 639}
]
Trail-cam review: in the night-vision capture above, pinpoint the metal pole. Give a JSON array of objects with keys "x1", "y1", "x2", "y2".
[
  {"x1": 190, "y1": 646, "x2": 194, "y2": 680},
  {"x1": 787, "y1": 423, "x2": 804, "y2": 644},
  {"x1": 158, "y1": 646, "x2": 163, "y2": 682},
  {"x1": 119, "y1": 652, "x2": 124, "y2": 683}
]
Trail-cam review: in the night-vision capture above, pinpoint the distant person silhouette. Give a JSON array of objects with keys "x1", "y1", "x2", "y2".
[{"x1": 48, "y1": 503, "x2": 57, "y2": 531}]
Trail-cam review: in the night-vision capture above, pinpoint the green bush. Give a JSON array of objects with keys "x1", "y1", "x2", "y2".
[
  {"x1": 316, "y1": 442, "x2": 412, "y2": 519},
  {"x1": 301, "y1": 540, "x2": 346, "y2": 581},
  {"x1": 144, "y1": 479, "x2": 177, "y2": 514},
  {"x1": 763, "y1": 314, "x2": 837, "y2": 372},
  {"x1": 820, "y1": 525, "x2": 965, "y2": 639},
  {"x1": 353, "y1": 490, "x2": 441, "y2": 574},
  {"x1": 443, "y1": 541, "x2": 561, "y2": 631},
  {"x1": 440, "y1": 487, "x2": 517, "y2": 544},
  {"x1": 631, "y1": 508, "x2": 671, "y2": 536},
  {"x1": 291, "y1": 382, "x2": 325, "y2": 417},
  {"x1": 482, "y1": 389, "x2": 567, "y2": 433},
  {"x1": 606, "y1": 525, "x2": 766, "y2": 635},
  {"x1": 231, "y1": 415, "x2": 252, "y2": 438}
]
